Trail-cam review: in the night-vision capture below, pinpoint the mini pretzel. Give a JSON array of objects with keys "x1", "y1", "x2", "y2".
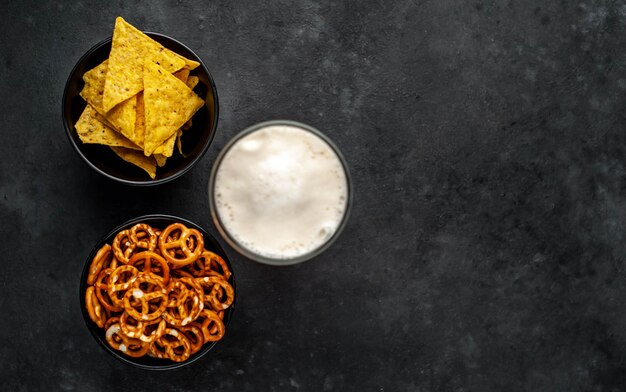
[
  {"x1": 129, "y1": 223, "x2": 158, "y2": 251},
  {"x1": 87, "y1": 244, "x2": 113, "y2": 285},
  {"x1": 189, "y1": 251, "x2": 232, "y2": 280},
  {"x1": 112, "y1": 230, "x2": 136, "y2": 264},
  {"x1": 123, "y1": 274, "x2": 168, "y2": 321},
  {"x1": 109, "y1": 265, "x2": 139, "y2": 307},
  {"x1": 196, "y1": 276, "x2": 234, "y2": 311},
  {"x1": 202, "y1": 310, "x2": 224, "y2": 335},
  {"x1": 148, "y1": 339, "x2": 169, "y2": 359},
  {"x1": 119, "y1": 312, "x2": 166, "y2": 343},
  {"x1": 157, "y1": 328, "x2": 192, "y2": 362},
  {"x1": 105, "y1": 320, "x2": 149, "y2": 358},
  {"x1": 180, "y1": 324, "x2": 204, "y2": 354},
  {"x1": 94, "y1": 268, "x2": 123, "y2": 312},
  {"x1": 158, "y1": 223, "x2": 204, "y2": 267},
  {"x1": 85, "y1": 286, "x2": 107, "y2": 328},
  {"x1": 195, "y1": 309, "x2": 225, "y2": 342},
  {"x1": 128, "y1": 251, "x2": 170, "y2": 285},
  {"x1": 163, "y1": 278, "x2": 204, "y2": 326}
]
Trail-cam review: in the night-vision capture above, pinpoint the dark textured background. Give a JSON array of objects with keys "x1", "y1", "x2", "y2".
[{"x1": 1, "y1": 0, "x2": 626, "y2": 391}]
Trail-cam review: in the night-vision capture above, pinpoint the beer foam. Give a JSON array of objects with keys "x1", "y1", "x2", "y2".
[{"x1": 214, "y1": 124, "x2": 348, "y2": 260}]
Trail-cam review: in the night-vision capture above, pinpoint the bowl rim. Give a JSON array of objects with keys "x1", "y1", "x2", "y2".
[
  {"x1": 78, "y1": 214, "x2": 236, "y2": 370},
  {"x1": 62, "y1": 32, "x2": 219, "y2": 186},
  {"x1": 207, "y1": 119, "x2": 353, "y2": 266}
]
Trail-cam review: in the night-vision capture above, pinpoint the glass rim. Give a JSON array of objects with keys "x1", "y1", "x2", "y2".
[{"x1": 208, "y1": 119, "x2": 353, "y2": 266}]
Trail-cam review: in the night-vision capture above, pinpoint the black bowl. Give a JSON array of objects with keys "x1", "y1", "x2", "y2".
[
  {"x1": 79, "y1": 214, "x2": 236, "y2": 370},
  {"x1": 62, "y1": 33, "x2": 219, "y2": 186}
]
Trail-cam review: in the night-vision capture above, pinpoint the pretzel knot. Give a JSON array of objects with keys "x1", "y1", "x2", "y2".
[
  {"x1": 157, "y1": 328, "x2": 192, "y2": 362},
  {"x1": 128, "y1": 251, "x2": 170, "y2": 285},
  {"x1": 119, "y1": 311, "x2": 166, "y2": 343},
  {"x1": 94, "y1": 268, "x2": 123, "y2": 312},
  {"x1": 129, "y1": 223, "x2": 158, "y2": 251},
  {"x1": 180, "y1": 324, "x2": 204, "y2": 354},
  {"x1": 158, "y1": 223, "x2": 204, "y2": 268},
  {"x1": 109, "y1": 265, "x2": 139, "y2": 308},
  {"x1": 123, "y1": 274, "x2": 168, "y2": 321},
  {"x1": 188, "y1": 250, "x2": 232, "y2": 280},
  {"x1": 105, "y1": 317, "x2": 149, "y2": 358},
  {"x1": 87, "y1": 244, "x2": 116, "y2": 285},
  {"x1": 112, "y1": 230, "x2": 136, "y2": 264},
  {"x1": 196, "y1": 276, "x2": 234, "y2": 311},
  {"x1": 163, "y1": 278, "x2": 204, "y2": 327},
  {"x1": 195, "y1": 309, "x2": 225, "y2": 342},
  {"x1": 85, "y1": 286, "x2": 107, "y2": 328}
]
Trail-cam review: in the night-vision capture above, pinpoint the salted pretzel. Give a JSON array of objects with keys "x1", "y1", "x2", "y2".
[
  {"x1": 163, "y1": 277, "x2": 204, "y2": 327},
  {"x1": 85, "y1": 222, "x2": 234, "y2": 363},
  {"x1": 105, "y1": 317, "x2": 149, "y2": 358},
  {"x1": 158, "y1": 223, "x2": 204, "y2": 267},
  {"x1": 123, "y1": 274, "x2": 168, "y2": 321},
  {"x1": 179, "y1": 324, "x2": 204, "y2": 354},
  {"x1": 127, "y1": 251, "x2": 170, "y2": 285},
  {"x1": 129, "y1": 223, "x2": 158, "y2": 251},
  {"x1": 94, "y1": 268, "x2": 123, "y2": 312},
  {"x1": 87, "y1": 244, "x2": 115, "y2": 285},
  {"x1": 85, "y1": 286, "x2": 107, "y2": 328},
  {"x1": 158, "y1": 328, "x2": 192, "y2": 362},
  {"x1": 112, "y1": 230, "x2": 135, "y2": 264},
  {"x1": 196, "y1": 276, "x2": 234, "y2": 311},
  {"x1": 148, "y1": 338, "x2": 169, "y2": 359},
  {"x1": 109, "y1": 265, "x2": 139, "y2": 307},
  {"x1": 195, "y1": 309, "x2": 225, "y2": 342},
  {"x1": 188, "y1": 250, "x2": 232, "y2": 280},
  {"x1": 119, "y1": 311, "x2": 166, "y2": 343}
]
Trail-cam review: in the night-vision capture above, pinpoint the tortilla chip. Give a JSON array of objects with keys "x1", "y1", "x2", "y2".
[
  {"x1": 110, "y1": 147, "x2": 157, "y2": 179},
  {"x1": 154, "y1": 154, "x2": 167, "y2": 167},
  {"x1": 173, "y1": 68, "x2": 190, "y2": 84},
  {"x1": 165, "y1": 48, "x2": 200, "y2": 70},
  {"x1": 133, "y1": 92, "x2": 146, "y2": 148},
  {"x1": 103, "y1": 17, "x2": 186, "y2": 112},
  {"x1": 186, "y1": 76, "x2": 199, "y2": 90},
  {"x1": 75, "y1": 105, "x2": 141, "y2": 150},
  {"x1": 153, "y1": 131, "x2": 177, "y2": 158},
  {"x1": 81, "y1": 60, "x2": 137, "y2": 140},
  {"x1": 142, "y1": 60, "x2": 203, "y2": 156}
]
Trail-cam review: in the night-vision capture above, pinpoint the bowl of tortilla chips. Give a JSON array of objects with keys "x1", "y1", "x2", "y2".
[{"x1": 62, "y1": 17, "x2": 218, "y2": 185}]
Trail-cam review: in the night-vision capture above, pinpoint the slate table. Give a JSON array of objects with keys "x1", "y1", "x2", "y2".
[{"x1": 1, "y1": 1, "x2": 626, "y2": 391}]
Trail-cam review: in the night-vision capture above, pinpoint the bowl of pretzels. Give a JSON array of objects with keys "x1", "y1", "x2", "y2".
[{"x1": 79, "y1": 214, "x2": 235, "y2": 370}]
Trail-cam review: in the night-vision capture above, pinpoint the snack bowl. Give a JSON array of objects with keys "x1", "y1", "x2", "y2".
[
  {"x1": 62, "y1": 32, "x2": 219, "y2": 186},
  {"x1": 79, "y1": 214, "x2": 235, "y2": 370}
]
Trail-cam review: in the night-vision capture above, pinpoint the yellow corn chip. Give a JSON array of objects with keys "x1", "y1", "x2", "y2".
[
  {"x1": 142, "y1": 60, "x2": 203, "y2": 156},
  {"x1": 137, "y1": 91, "x2": 182, "y2": 158},
  {"x1": 154, "y1": 154, "x2": 167, "y2": 167},
  {"x1": 135, "y1": 93, "x2": 180, "y2": 156},
  {"x1": 75, "y1": 105, "x2": 141, "y2": 150},
  {"x1": 133, "y1": 92, "x2": 146, "y2": 148},
  {"x1": 173, "y1": 68, "x2": 190, "y2": 84},
  {"x1": 165, "y1": 48, "x2": 200, "y2": 70},
  {"x1": 81, "y1": 60, "x2": 137, "y2": 140},
  {"x1": 110, "y1": 147, "x2": 157, "y2": 179},
  {"x1": 153, "y1": 132, "x2": 177, "y2": 158},
  {"x1": 186, "y1": 75, "x2": 199, "y2": 90},
  {"x1": 103, "y1": 17, "x2": 185, "y2": 112}
]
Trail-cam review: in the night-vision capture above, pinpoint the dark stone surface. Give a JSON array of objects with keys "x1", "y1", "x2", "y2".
[{"x1": 1, "y1": 0, "x2": 626, "y2": 390}]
